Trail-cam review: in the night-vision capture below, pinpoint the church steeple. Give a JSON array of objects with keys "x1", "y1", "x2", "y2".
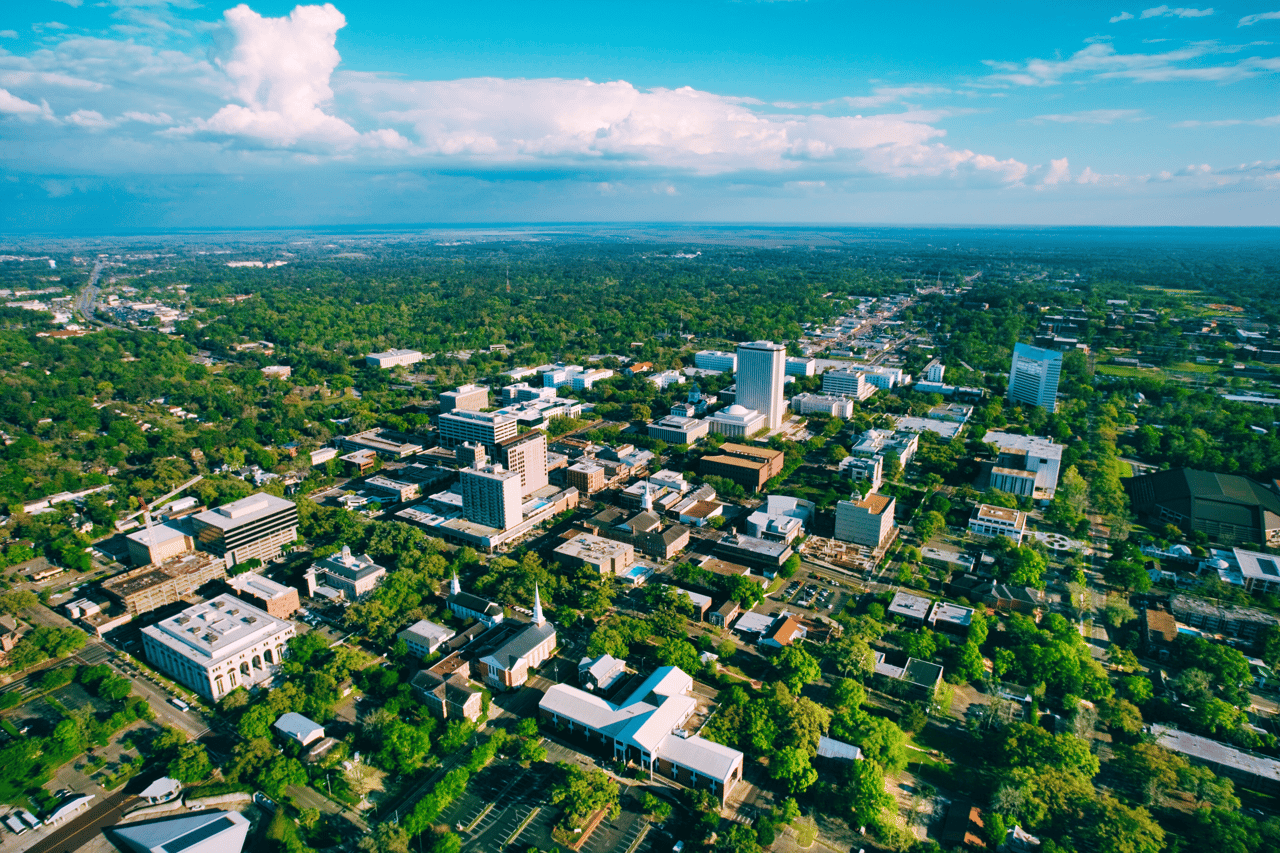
[
  {"x1": 532, "y1": 583, "x2": 545, "y2": 626},
  {"x1": 450, "y1": 571, "x2": 461, "y2": 596}
]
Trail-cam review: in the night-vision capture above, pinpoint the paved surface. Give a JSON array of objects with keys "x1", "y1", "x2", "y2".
[{"x1": 13, "y1": 790, "x2": 133, "y2": 853}]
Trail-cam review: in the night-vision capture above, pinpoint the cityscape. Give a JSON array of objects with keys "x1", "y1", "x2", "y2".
[{"x1": 2, "y1": 3, "x2": 1280, "y2": 853}]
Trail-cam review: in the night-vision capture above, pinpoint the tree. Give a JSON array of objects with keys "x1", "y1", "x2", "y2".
[
  {"x1": 825, "y1": 759, "x2": 893, "y2": 827},
  {"x1": 167, "y1": 742, "x2": 211, "y2": 784},
  {"x1": 0, "y1": 590, "x2": 37, "y2": 615},
  {"x1": 914, "y1": 511, "x2": 945, "y2": 542},
  {"x1": 773, "y1": 646, "x2": 821, "y2": 694},
  {"x1": 357, "y1": 823, "x2": 411, "y2": 853},
  {"x1": 1102, "y1": 600, "x2": 1137, "y2": 629},
  {"x1": 951, "y1": 642, "x2": 986, "y2": 684},
  {"x1": 770, "y1": 745, "x2": 818, "y2": 794},
  {"x1": 826, "y1": 634, "x2": 875, "y2": 677}
]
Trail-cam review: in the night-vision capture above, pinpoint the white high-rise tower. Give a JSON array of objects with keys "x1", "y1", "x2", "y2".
[
  {"x1": 736, "y1": 341, "x2": 786, "y2": 430},
  {"x1": 1007, "y1": 343, "x2": 1063, "y2": 413}
]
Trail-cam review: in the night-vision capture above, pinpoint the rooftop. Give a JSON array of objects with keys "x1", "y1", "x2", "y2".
[
  {"x1": 975, "y1": 504, "x2": 1024, "y2": 524},
  {"x1": 1153, "y1": 723, "x2": 1280, "y2": 783},
  {"x1": 982, "y1": 431, "x2": 1064, "y2": 460},
  {"x1": 126, "y1": 523, "x2": 188, "y2": 549},
  {"x1": 852, "y1": 493, "x2": 893, "y2": 515},
  {"x1": 142, "y1": 594, "x2": 290, "y2": 662},
  {"x1": 227, "y1": 572, "x2": 295, "y2": 601},
  {"x1": 191, "y1": 493, "x2": 295, "y2": 532},
  {"x1": 889, "y1": 591, "x2": 932, "y2": 619}
]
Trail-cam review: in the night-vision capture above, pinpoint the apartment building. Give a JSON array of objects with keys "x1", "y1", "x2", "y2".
[
  {"x1": 834, "y1": 493, "x2": 897, "y2": 549},
  {"x1": 438, "y1": 409, "x2": 518, "y2": 452},
  {"x1": 440, "y1": 383, "x2": 491, "y2": 413},
  {"x1": 190, "y1": 493, "x2": 298, "y2": 569}
]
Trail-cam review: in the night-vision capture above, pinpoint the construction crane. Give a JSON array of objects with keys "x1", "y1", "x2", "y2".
[{"x1": 123, "y1": 475, "x2": 205, "y2": 526}]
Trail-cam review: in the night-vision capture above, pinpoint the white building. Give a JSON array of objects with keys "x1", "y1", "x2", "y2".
[
  {"x1": 142, "y1": 594, "x2": 295, "y2": 701},
  {"x1": 398, "y1": 619, "x2": 456, "y2": 658},
  {"x1": 694, "y1": 350, "x2": 737, "y2": 373},
  {"x1": 127, "y1": 523, "x2": 192, "y2": 566},
  {"x1": 190, "y1": 493, "x2": 298, "y2": 569},
  {"x1": 440, "y1": 384, "x2": 490, "y2": 413},
  {"x1": 785, "y1": 357, "x2": 816, "y2": 377},
  {"x1": 539, "y1": 666, "x2": 744, "y2": 805},
  {"x1": 922, "y1": 359, "x2": 946, "y2": 383},
  {"x1": 746, "y1": 495, "x2": 814, "y2": 544},
  {"x1": 501, "y1": 382, "x2": 558, "y2": 404},
  {"x1": 110, "y1": 811, "x2": 251, "y2": 853},
  {"x1": 307, "y1": 546, "x2": 387, "y2": 600},
  {"x1": 461, "y1": 462, "x2": 524, "y2": 530},
  {"x1": 438, "y1": 409, "x2": 518, "y2": 452},
  {"x1": 366, "y1": 349, "x2": 424, "y2": 369},
  {"x1": 790, "y1": 392, "x2": 855, "y2": 418},
  {"x1": 851, "y1": 428, "x2": 919, "y2": 467},
  {"x1": 736, "y1": 341, "x2": 786, "y2": 431},
  {"x1": 834, "y1": 493, "x2": 896, "y2": 549},
  {"x1": 1007, "y1": 343, "x2": 1062, "y2": 412},
  {"x1": 840, "y1": 455, "x2": 884, "y2": 491},
  {"x1": 496, "y1": 430, "x2": 549, "y2": 495},
  {"x1": 554, "y1": 534, "x2": 636, "y2": 576},
  {"x1": 969, "y1": 504, "x2": 1028, "y2": 544},
  {"x1": 983, "y1": 431, "x2": 1063, "y2": 500},
  {"x1": 648, "y1": 414, "x2": 710, "y2": 445},
  {"x1": 274, "y1": 712, "x2": 325, "y2": 747},
  {"x1": 822, "y1": 369, "x2": 877, "y2": 400},
  {"x1": 1203, "y1": 547, "x2": 1280, "y2": 595},
  {"x1": 706, "y1": 404, "x2": 766, "y2": 438},
  {"x1": 649, "y1": 370, "x2": 686, "y2": 390},
  {"x1": 541, "y1": 363, "x2": 614, "y2": 390}
]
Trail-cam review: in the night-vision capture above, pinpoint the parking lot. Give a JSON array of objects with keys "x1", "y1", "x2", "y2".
[
  {"x1": 436, "y1": 748, "x2": 670, "y2": 853},
  {"x1": 776, "y1": 573, "x2": 852, "y2": 616}
]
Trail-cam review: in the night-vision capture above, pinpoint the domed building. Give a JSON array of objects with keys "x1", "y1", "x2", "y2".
[{"x1": 706, "y1": 404, "x2": 765, "y2": 439}]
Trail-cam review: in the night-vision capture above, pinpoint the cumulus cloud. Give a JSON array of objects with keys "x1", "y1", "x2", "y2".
[
  {"x1": 0, "y1": 87, "x2": 53, "y2": 119},
  {"x1": 1043, "y1": 157, "x2": 1072, "y2": 185},
  {"x1": 1240, "y1": 11, "x2": 1280, "y2": 26},
  {"x1": 1111, "y1": 12, "x2": 1135, "y2": 22},
  {"x1": 123, "y1": 110, "x2": 174, "y2": 124},
  {"x1": 52, "y1": 0, "x2": 84, "y2": 7},
  {"x1": 192, "y1": 3, "x2": 406, "y2": 149},
  {"x1": 1141, "y1": 5, "x2": 1214, "y2": 18},
  {"x1": 1031, "y1": 108, "x2": 1147, "y2": 123},
  {"x1": 0, "y1": 31, "x2": 18, "y2": 39},
  {"x1": 66, "y1": 109, "x2": 116, "y2": 130},
  {"x1": 1077, "y1": 166, "x2": 1101, "y2": 183}
]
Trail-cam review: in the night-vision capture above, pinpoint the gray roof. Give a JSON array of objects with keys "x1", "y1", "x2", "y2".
[
  {"x1": 817, "y1": 735, "x2": 863, "y2": 761},
  {"x1": 110, "y1": 810, "x2": 250, "y2": 853},
  {"x1": 481, "y1": 621, "x2": 556, "y2": 671},
  {"x1": 1152, "y1": 723, "x2": 1280, "y2": 784}
]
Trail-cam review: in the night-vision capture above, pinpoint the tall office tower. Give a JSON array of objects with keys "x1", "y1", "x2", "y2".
[
  {"x1": 1007, "y1": 343, "x2": 1063, "y2": 413},
  {"x1": 496, "y1": 430, "x2": 549, "y2": 495},
  {"x1": 460, "y1": 463, "x2": 524, "y2": 530},
  {"x1": 736, "y1": 341, "x2": 786, "y2": 430}
]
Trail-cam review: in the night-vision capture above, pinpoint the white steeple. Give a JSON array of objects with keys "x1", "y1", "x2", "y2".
[
  {"x1": 450, "y1": 571, "x2": 461, "y2": 596},
  {"x1": 532, "y1": 583, "x2": 545, "y2": 626},
  {"x1": 640, "y1": 482, "x2": 653, "y2": 512}
]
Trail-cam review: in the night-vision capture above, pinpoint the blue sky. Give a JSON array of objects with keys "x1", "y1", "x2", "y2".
[{"x1": 1, "y1": 1, "x2": 1278, "y2": 230}]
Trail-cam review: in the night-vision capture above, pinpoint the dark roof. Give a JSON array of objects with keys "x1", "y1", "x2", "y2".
[
  {"x1": 1127, "y1": 468, "x2": 1280, "y2": 532},
  {"x1": 622, "y1": 511, "x2": 662, "y2": 534},
  {"x1": 658, "y1": 525, "x2": 691, "y2": 546},
  {"x1": 447, "y1": 591, "x2": 503, "y2": 618},
  {"x1": 903, "y1": 658, "x2": 944, "y2": 688}
]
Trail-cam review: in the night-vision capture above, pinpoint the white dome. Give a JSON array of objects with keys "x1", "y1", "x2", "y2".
[
  {"x1": 1171, "y1": 544, "x2": 1192, "y2": 556},
  {"x1": 1210, "y1": 558, "x2": 1230, "y2": 569},
  {"x1": 725, "y1": 404, "x2": 748, "y2": 415}
]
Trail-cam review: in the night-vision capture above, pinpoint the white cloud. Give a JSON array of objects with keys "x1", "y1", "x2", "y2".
[
  {"x1": 1173, "y1": 112, "x2": 1280, "y2": 126},
  {"x1": 0, "y1": 87, "x2": 51, "y2": 117},
  {"x1": 41, "y1": 22, "x2": 70, "y2": 31},
  {"x1": 0, "y1": 70, "x2": 106, "y2": 92},
  {"x1": 191, "y1": 3, "x2": 406, "y2": 149},
  {"x1": 52, "y1": 0, "x2": 84, "y2": 7},
  {"x1": 1111, "y1": 11, "x2": 1135, "y2": 22},
  {"x1": 0, "y1": 31, "x2": 18, "y2": 39},
  {"x1": 1043, "y1": 157, "x2": 1072, "y2": 185},
  {"x1": 982, "y1": 41, "x2": 1280, "y2": 85},
  {"x1": 1031, "y1": 108, "x2": 1147, "y2": 123},
  {"x1": 1240, "y1": 11, "x2": 1280, "y2": 26},
  {"x1": 1141, "y1": 5, "x2": 1214, "y2": 18},
  {"x1": 123, "y1": 110, "x2": 174, "y2": 124},
  {"x1": 66, "y1": 109, "x2": 116, "y2": 130},
  {"x1": 1077, "y1": 166, "x2": 1101, "y2": 183}
]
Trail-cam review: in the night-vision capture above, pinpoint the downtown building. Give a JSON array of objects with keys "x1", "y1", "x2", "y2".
[
  {"x1": 189, "y1": 493, "x2": 298, "y2": 570},
  {"x1": 735, "y1": 341, "x2": 786, "y2": 431},
  {"x1": 1007, "y1": 343, "x2": 1062, "y2": 412}
]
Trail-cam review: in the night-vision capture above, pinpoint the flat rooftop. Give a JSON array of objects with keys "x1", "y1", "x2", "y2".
[
  {"x1": 228, "y1": 572, "x2": 295, "y2": 601},
  {"x1": 143, "y1": 594, "x2": 290, "y2": 663},
  {"x1": 192, "y1": 493, "x2": 295, "y2": 532},
  {"x1": 982, "y1": 430, "x2": 1063, "y2": 460},
  {"x1": 975, "y1": 504, "x2": 1023, "y2": 523},
  {"x1": 889, "y1": 591, "x2": 932, "y2": 619},
  {"x1": 853, "y1": 494, "x2": 893, "y2": 515}
]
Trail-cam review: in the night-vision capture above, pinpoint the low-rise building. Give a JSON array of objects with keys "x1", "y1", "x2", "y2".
[
  {"x1": 227, "y1": 572, "x2": 300, "y2": 619},
  {"x1": 709, "y1": 599, "x2": 740, "y2": 628},
  {"x1": 873, "y1": 652, "x2": 944, "y2": 701},
  {"x1": 446, "y1": 574, "x2": 504, "y2": 626},
  {"x1": 714, "y1": 534, "x2": 793, "y2": 571},
  {"x1": 334, "y1": 428, "x2": 425, "y2": 460},
  {"x1": 103, "y1": 551, "x2": 227, "y2": 617},
  {"x1": 694, "y1": 350, "x2": 738, "y2": 373},
  {"x1": 411, "y1": 653, "x2": 485, "y2": 722},
  {"x1": 840, "y1": 455, "x2": 884, "y2": 491},
  {"x1": 274, "y1": 712, "x2": 325, "y2": 747},
  {"x1": 306, "y1": 547, "x2": 386, "y2": 601},
  {"x1": 929, "y1": 601, "x2": 976, "y2": 636},
  {"x1": 1203, "y1": 547, "x2": 1280, "y2": 595},
  {"x1": 789, "y1": 393, "x2": 855, "y2": 418},
  {"x1": 367, "y1": 348, "x2": 424, "y2": 369},
  {"x1": 1151, "y1": 723, "x2": 1280, "y2": 794},
  {"x1": 539, "y1": 666, "x2": 744, "y2": 804},
  {"x1": 399, "y1": 620, "x2": 456, "y2": 658},
  {"x1": 745, "y1": 495, "x2": 814, "y2": 545},
  {"x1": 648, "y1": 414, "x2": 710, "y2": 445},
  {"x1": 126, "y1": 523, "x2": 193, "y2": 566},
  {"x1": 474, "y1": 591, "x2": 556, "y2": 690},
  {"x1": 969, "y1": 504, "x2": 1028, "y2": 544},
  {"x1": 363, "y1": 476, "x2": 420, "y2": 503},
  {"x1": 888, "y1": 591, "x2": 932, "y2": 625},
  {"x1": 141, "y1": 594, "x2": 295, "y2": 701},
  {"x1": 760, "y1": 612, "x2": 807, "y2": 649},
  {"x1": 579, "y1": 654, "x2": 626, "y2": 692},
  {"x1": 699, "y1": 443, "x2": 785, "y2": 491},
  {"x1": 566, "y1": 460, "x2": 606, "y2": 494},
  {"x1": 554, "y1": 534, "x2": 636, "y2": 576},
  {"x1": 706, "y1": 405, "x2": 765, "y2": 439},
  {"x1": 1170, "y1": 594, "x2": 1280, "y2": 650}
]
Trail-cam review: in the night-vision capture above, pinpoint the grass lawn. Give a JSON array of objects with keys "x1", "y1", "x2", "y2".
[
  {"x1": 1096, "y1": 364, "x2": 1159, "y2": 378},
  {"x1": 1168, "y1": 362, "x2": 1218, "y2": 374}
]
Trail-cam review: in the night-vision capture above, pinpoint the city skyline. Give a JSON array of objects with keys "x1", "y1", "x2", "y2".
[{"x1": 1, "y1": 1, "x2": 1278, "y2": 230}]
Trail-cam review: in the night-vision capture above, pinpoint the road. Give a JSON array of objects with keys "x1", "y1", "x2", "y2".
[
  {"x1": 287, "y1": 783, "x2": 368, "y2": 833},
  {"x1": 22, "y1": 790, "x2": 134, "y2": 853},
  {"x1": 73, "y1": 260, "x2": 105, "y2": 326}
]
